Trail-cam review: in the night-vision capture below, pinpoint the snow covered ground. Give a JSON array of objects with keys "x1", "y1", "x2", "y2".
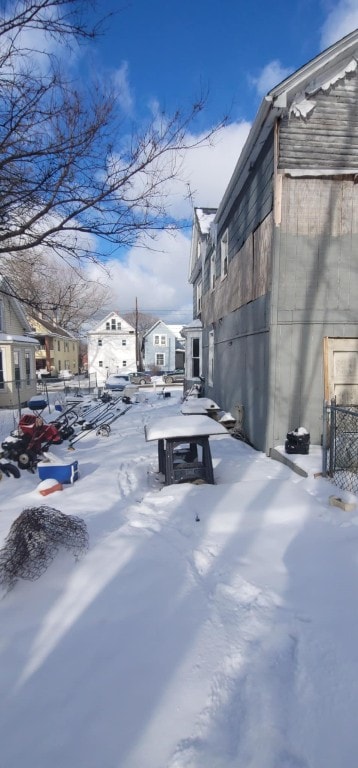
[{"x1": 0, "y1": 388, "x2": 358, "y2": 768}]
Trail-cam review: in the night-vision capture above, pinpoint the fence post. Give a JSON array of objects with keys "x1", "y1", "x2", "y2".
[
  {"x1": 329, "y1": 398, "x2": 336, "y2": 477},
  {"x1": 322, "y1": 400, "x2": 328, "y2": 477},
  {"x1": 16, "y1": 379, "x2": 21, "y2": 417}
]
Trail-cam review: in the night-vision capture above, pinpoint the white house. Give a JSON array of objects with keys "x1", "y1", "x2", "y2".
[{"x1": 87, "y1": 311, "x2": 136, "y2": 384}]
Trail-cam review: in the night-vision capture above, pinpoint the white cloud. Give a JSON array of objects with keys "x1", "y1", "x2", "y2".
[
  {"x1": 89, "y1": 229, "x2": 193, "y2": 323},
  {"x1": 320, "y1": 0, "x2": 358, "y2": 48},
  {"x1": 250, "y1": 60, "x2": 293, "y2": 97},
  {"x1": 88, "y1": 119, "x2": 251, "y2": 323},
  {"x1": 163, "y1": 121, "x2": 251, "y2": 219},
  {"x1": 113, "y1": 61, "x2": 134, "y2": 115},
  {"x1": 112, "y1": 120, "x2": 251, "y2": 223}
]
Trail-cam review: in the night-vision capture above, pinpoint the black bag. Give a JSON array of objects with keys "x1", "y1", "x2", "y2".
[{"x1": 285, "y1": 429, "x2": 310, "y2": 455}]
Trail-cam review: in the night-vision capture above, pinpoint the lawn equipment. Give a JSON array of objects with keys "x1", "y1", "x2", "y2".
[
  {"x1": 0, "y1": 459, "x2": 21, "y2": 478},
  {"x1": 68, "y1": 403, "x2": 131, "y2": 449},
  {"x1": 95, "y1": 405, "x2": 132, "y2": 436},
  {"x1": 2, "y1": 414, "x2": 63, "y2": 471}
]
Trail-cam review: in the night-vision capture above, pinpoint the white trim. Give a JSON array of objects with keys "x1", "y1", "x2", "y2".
[{"x1": 283, "y1": 168, "x2": 358, "y2": 177}]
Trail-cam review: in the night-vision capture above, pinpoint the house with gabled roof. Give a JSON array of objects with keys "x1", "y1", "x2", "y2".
[
  {"x1": 28, "y1": 312, "x2": 79, "y2": 378},
  {"x1": 143, "y1": 320, "x2": 184, "y2": 372},
  {"x1": 0, "y1": 276, "x2": 39, "y2": 407},
  {"x1": 87, "y1": 311, "x2": 136, "y2": 384},
  {"x1": 189, "y1": 29, "x2": 358, "y2": 454}
]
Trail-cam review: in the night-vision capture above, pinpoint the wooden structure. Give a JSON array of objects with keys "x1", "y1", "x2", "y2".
[{"x1": 144, "y1": 414, "x2": 227, "y2": 485}]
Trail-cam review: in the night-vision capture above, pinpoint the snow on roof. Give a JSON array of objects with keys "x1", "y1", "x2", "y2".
[
  {"x1": 166, "y1": 324, "x2": 184, "y2": 339},
  {"x1": 195, "y1": 207, "x2": 217, "y2": 235},
  {"x1": 0, "y1": 333, "x2": 39, "y2": 344}
]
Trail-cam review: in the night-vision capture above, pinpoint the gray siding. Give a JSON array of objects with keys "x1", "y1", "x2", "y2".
[
  {"x1": 202, "y1": 297, "x2": 271, "y2": 449},
  {"x1": 216, "y1": 133, "x2": 274, "y2": 276},
  {"x1": 279, "y1": 73, "x2": 358, "y2": 169}
]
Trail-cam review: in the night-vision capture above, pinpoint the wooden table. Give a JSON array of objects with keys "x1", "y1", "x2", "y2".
[{"x1": 144, "y1": 414, "x2": 227, "y2": 485}]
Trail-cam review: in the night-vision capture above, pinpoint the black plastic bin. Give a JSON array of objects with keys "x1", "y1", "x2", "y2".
[{"x1": 285, "y1": 429, "x2": 310, "y2": 455}]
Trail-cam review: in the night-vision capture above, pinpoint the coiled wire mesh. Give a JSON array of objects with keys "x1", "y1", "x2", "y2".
[{"x1": 0, "y1": 506, "x2": 89, "y2": 591}]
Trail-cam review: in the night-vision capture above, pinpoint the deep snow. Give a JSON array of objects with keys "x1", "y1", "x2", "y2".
[{"x1": 0, "y1": 387, "x2": 358, "y2": 768}]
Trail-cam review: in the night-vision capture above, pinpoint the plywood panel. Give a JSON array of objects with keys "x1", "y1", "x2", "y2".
[{"x1": 253, "y1": 214, "x2": 273, "y2": 299}]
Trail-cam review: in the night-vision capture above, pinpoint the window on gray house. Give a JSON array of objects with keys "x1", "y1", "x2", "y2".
[
  {"x1": 0, "y1": 350, "x2": 4, "y2": 389},
  {"x1": 192, "y1": 337, "x2": 200, "y2": 377},
  {"x1": 13, "y1": 350, "x2": 20, "y2": 383},
  {"x1": 220, "y1": 229, "x2": 228, "y2": 279},
  {"x1": 25, "y1": 351, "x2": 31, "y2": 385}
]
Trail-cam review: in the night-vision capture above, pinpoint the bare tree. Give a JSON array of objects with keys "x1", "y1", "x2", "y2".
[
  {"x1": 0, "y1": 0, "x2": 224, "y2": 302},
  {"x1": 123, "y1": 311, "x2": 159, "y2": 335},
  {"x1": 3, "y1": 250, "x2": 110, "y2": 331}
]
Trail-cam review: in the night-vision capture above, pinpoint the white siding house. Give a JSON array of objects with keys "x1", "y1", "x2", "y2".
[{"x1": 87, "y1": 311, "x2": 136, "y2": 385}]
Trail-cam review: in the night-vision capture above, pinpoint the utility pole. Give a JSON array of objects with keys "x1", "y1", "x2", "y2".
[{"x1": 135, "y1": 297, "x2": 139, "y2": 371}]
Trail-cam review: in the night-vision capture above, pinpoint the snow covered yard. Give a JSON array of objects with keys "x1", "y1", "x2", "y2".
[{"x1": 0, "y1": 391, "x2": 358, "y2": 768}]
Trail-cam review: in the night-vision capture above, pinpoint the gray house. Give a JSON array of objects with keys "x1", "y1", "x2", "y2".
[
  {"x1": 143, "y1": 321, "x2": 184, "y2": 371},
  {"x1": 189, "y1": 30, "x2": 358, "y2": 454}
]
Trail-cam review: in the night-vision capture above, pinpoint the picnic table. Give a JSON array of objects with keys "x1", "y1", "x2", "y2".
[{"x1": 144, "y1": 414, "x2": 227, "y2": 485}]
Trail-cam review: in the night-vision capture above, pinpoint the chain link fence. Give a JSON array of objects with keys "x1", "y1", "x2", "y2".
[{"x1": 322, "y1": 400, "x2": 358, "y2": 495}]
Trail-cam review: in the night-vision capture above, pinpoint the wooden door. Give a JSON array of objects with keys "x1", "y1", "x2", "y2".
[{"x1": 323, "y1": 337, "x2": 358, "y2": 404}]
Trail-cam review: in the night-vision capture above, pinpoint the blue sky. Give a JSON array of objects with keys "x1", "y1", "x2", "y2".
[{"x1": 57, "y1": 1, "x2": 358, "y2": 321}]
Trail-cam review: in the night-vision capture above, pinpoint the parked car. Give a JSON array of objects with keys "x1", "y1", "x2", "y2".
[
  {"x1": 104, "y1": 374, "x2": 131, "y2": 391},
  {"x1": 58, "y1": 369, "x2": 74, "y2": 380},
  {"x1": 163, "y1": 369, "x2": 185, "y2": 384},
  {"x1": 36, "y1": 368, "x2": 51, "y2": 381},
  {"x1": 129, "y1": 372, "x2": 152, "y2": 385}
]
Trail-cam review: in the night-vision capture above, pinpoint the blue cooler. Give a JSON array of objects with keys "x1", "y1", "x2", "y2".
[{"x1": 38, "y1": 459, "x2": 79, "y2": 484}]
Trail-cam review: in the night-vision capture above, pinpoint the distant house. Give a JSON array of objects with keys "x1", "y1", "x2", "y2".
[
  {"x1": 28, "y1": 312, "x2": 79, "y2": 377},
  {"x1": 189, "y1": 30, "x2": 358, "y2": 454},
  {"x1": 0, "y1": 277, "x2": 38, "y2": 407},
  {"x1": 87, "y1": 311, "x2": 136, "y2": 384},
  {"x1": 181, "y1": 319, "x2": 203, "y2": 384},
  {"x1": 143, "y1": 321, "x2": 184, "y2": 371}
]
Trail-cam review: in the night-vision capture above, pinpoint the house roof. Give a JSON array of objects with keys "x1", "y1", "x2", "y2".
[
  {"x1": 0, "y1": 333, "x2": 39, "y2": 345},
  {"x1": 144, "y1": 320, "x2": 183, "y2": 339},
  {"x1": 0, "y1": 275, "x2": 34, "y2": 333},
  {"x1": 88, "y1": 311, "x2": 135, "y2": 334},
  {"x1": 28, "y1": 311, "x2": 77, "y2": 339},
  {"x1": 216, "y1": 28, "x2": 358, "y2": 226},
  {"x1": 166, "y1": 324, "x2": 184, "y2": 339},
  {"x1": 194, "y1": 207, "x2": 217, "y2": 235}
]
